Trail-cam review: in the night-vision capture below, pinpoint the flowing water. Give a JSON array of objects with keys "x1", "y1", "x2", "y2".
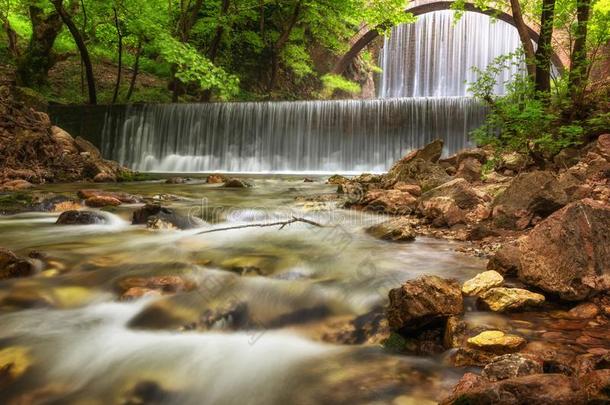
[
  {"x1": 101, "y1": 98, "x2": 486, "y2": 174},
  {"x1": 378, "y1": 10, "x2": 524, "y2": 98},
  {"x1": 0, "y1": 177, "x2": 487, "y2": 404}
]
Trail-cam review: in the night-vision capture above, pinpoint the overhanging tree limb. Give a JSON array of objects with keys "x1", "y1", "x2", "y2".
[{"x1": 51, "y1": 0, "x2": 97, "y2": 104}]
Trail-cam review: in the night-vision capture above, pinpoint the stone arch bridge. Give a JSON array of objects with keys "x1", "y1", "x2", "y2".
[{"x1": 332, "y1": 0, "x2": 568, "y2": 76}]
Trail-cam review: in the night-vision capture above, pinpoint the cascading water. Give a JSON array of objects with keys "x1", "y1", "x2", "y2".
[
  {"x1": 378, "y1": 10, "x2": 524, "y2": 98},
  {"x1": 98, "y1": 10, "x2": 524, "y2": 173},
  {"x1": 102, "y1": 98, "x2": 486, "y2": 173}
]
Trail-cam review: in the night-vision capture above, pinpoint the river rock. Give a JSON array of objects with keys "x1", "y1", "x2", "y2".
[
  {"x1": 567, "y1": 302, "x2": 600, "y2": 319},
  {"x1": 74, "y1": 136, "x2": 102, "y2": 159},
  {"x1": 487, "y1": 243, "x2": 521, "y2": 276},
  {"x1": 462, "y1": 271, "x2": 504, "y2": 297},
  {"x1": 392, "y1": 182, "x2": 421, "y2": 196},
  {"x1": 581, "y1": 369, "x2": 610, "y2": 403},
  {"x1": 356, "y1": 189, "x2": 418, "y2": 215},
  {"x1": 0, "y1": 179, "x2": 33, "y2": 191},
  {"x1": 132, "y1": 204, "x2": 205, "y2": 230},
  {"x1": 387, "y1": 275, "x2": 463, "y2": 331},
  {"x1": 165, "y1": 177, "x2": 187, "y2": 184},
  {"x1": 492, "y1": 170, "x2": 567, "y2": 230},
  {"x1": 418, "y1": 178, "x2": 489, "y2": 227},
  {"x1": 482, "y1": 354, "x2": 543, "y2": 381},
  {"x1": 224, "y1": 178, "x2": 253, "y2": 188},
  {"x1": 467, "y1": 330, "x2": 526, "y2": 354},
  {"x1": 441, "y1": 373, "x2": 585, "y2": 405},
  {"x1": 327, "y1": 174, "x2": 350, "y2": 185},
  {"x1": 206, "y1": 174, "x2": 226, "y2": 184},
  {"x1": 0, "y1": 346, "x2": 32, "y2": 387},
  {"x1": 518, "y1": 199, "x2": 610, "y2": 301},
  {"x1": 456, "y1": 157, "x2": 482, "y2": 183},
  {"x1": 324, "y1": 307, "x2": 390, "y2": 345},
  {"x1": 56, "y1": 210, "x2": 108, "y2": 225},
  {"x1": 0, "y1": 248, "x2": 36, "y2": 280},
  {"x1": 365, "y1": 217, "x2": 416, "y2": 242},
  {"x1": 85, "y1": 195, "x2": 122, "y2": 207},
  {"x1": 77, "y1": 189, "x2": 140, "y2": 204},
  {"x1": 479, "y1": 287, "x2": 545, "y2": 312},
  {"x1": 382, "y1": 140, "x2": 451, "y2": 190},
  {"x1": 118, "y1": 275, "x2": 196, "y2": 300}
]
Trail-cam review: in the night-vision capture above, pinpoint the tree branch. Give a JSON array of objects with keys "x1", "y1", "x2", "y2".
[{"x1": 196, "y1": 216, "x2": 325, "y2": 235}]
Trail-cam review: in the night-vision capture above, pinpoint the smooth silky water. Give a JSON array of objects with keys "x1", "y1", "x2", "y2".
[{"x1": 0, "y1": 177, "x2": 487, "y2": 404}]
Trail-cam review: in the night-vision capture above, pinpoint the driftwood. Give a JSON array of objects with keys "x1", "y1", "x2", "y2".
[{"x1": 196, "y1": 216, "x2": 325, "y2": 235}]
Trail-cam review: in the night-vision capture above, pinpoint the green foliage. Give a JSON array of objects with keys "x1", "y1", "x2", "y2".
[
  {"x1": 468, "y1": 52, "x2": 605, "y2": 156},
  {"x1": 319, "y1": 74, "x2": 361, "y2": 98}
]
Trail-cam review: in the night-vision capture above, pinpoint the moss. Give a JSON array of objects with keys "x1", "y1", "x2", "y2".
[
  {"x1": 116, "y1": 171, "x2": 161, "y2": 182},
  {"x1": 382, "y1": 332, "x2": 408, "y2": 353},
  {"x1": 0, "y1": 192, "x2": 34, "y2": 214}
]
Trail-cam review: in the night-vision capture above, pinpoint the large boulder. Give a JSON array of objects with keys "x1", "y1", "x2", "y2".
[
  {"x1": 418, "y1": 178, "x2": 490, "y2": 227},
  {"x1": 518, "y1": 199, "x2": 610, "y2": 301},
  {"x1": 493, "y1": 170, "x2": 567, "y2": 230},
  {"x1": 353, "y1": 189, "x2": 418, "y2": 215},
  {"x1": 387, "y1": 276, "x2": 463, "y2": 331},
  {"x1": 56, "y1": 210, "x2": 108, "y2": 225},
  {"x1": 456, "y1": 157, "x2": 483, "y2": 183},
  {"x1": 382, "y1": 140, "x2": 451, "y2": 191},
  {"x1": 365, "y1": 217, "x2": 416, "y2": 242},
  {"x1": 492, "y1": 171, "x2": 567, "y2": 230}
]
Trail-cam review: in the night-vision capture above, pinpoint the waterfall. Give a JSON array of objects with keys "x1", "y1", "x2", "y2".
[
  {"x1": 97, "y1": 10, "x2": 528, "y2": 173},
  {"x1": 379, "y1": 10, "x2": 524, "y2": 98},
  {"x1": 101, "y1": 98, "x2": 486, "y2": 173}
]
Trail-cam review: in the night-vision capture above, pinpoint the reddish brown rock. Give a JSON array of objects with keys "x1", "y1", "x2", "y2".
[
  {"x1": 357, "y1": 189, "x2": 418, "y2": 215},
  {"x1": 118, "y1": 275, "x2": 196, "y2": 299},
  {"x1": 456, "y1": 157, "x2": 482, "y2": 183},
  {"x1": 487, "y1": 244, "x2": 522, "y2": 276},
  {"x1": 365, "y1": 217, "x2": 416, "y2": 242},
  {"x1": 387, "y1": 276, "x2": 463, "y2": 331},
  {"x1": 518, "y1": 199, "x2": 610, "y2": 301},
  {"x1": 77, "y1": 189, "x2": 140, "y2": 204},
  {"x1": 492, "y1": 170, "x2": 567, "y2": 230},
  {"x1": 0, "y1": 179, "x2": 33, "y2": 191},
  {"x1": 206, "y1": 174, "x2": 226, "y2": 184},
  {"x1": 567, "y1": 302, "x2": 600, "y2": 319},
  {"x1": 93, "y1": 172, "x2": 117, "y2": 183},
  {"x1": 482, "y1": 354, "x2": 543, "y2": 381},
  {"x1": 441, "y1": 374, "x2": 585, "y2": 405},
  {"x1": 85, "y1": 196, "x2": 122, "y2": 208},
  {"x1": 392, "y1": 182, "x2": 422, "y2": 196}
]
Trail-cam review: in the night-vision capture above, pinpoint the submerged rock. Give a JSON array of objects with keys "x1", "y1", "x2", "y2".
[
  {"x1": 132, "y1": 204, "x2": 205, "y2": 230},
  {"x1": 224, "y1": 178, "x2": 253, "y2": 188},
  {"x1": 0, "y1": 248, "x2": 36, "y2": 280},
  {"x1": 56, "y1": 210, "x2": 108, "y2": 225},
  {"x1": 481, "y1": 354, "x2": 543, "y2": 382},
  {"x1": 387, "y1": 275, "x2": 463, "y2": 331},
  {"x1": 479, "y1": 287, "x2": 545, "y2": 312},
  {"x1": 518, "y1": 198, "x2": 610, "y2": 301},
  {"x1": 365, "y1": 217, "x2": 416, "y2": 242},
  {"x1": 462, "y1": 270, "x2": 504, "y2": 297},
  {"x1": 0, "y1": 346, "x2": 32, "y2": 387},
  {"x1": 165, "y1": 177, "x2": 187, "y2": 184},
  {"x1": 467, "y1": 330, "x2": 526, "y2": 354}
]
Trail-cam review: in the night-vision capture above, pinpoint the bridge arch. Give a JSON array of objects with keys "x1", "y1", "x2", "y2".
[{"x1": 332, "y1": 1, "x2": 565, "y2": 76}]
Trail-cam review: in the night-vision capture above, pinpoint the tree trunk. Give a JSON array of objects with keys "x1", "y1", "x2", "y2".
[
  {"x1": 568, "y1": 0, "x2": 591, "y2": 104},
  {"x1": 509, "y1": 0, "x2": 536, "y2": 78},
  {"x1": 112, "y1": 7, "x2": 123, "y2": 104},
  {"x1": 208, "y1": 0, "x2": 230, "y2": 63},
  {"x1": 1, "y1": 16, "x2": 20, "y2": 58},
  {"x1": 171, "y1": 0, "x2": 204, "y2": 102},
  {"x1": 534, "y1": 0, "x2": 556, "y2": 93},
  {"x1": 51, "y1": 0, "x2": 96, "y2": 104},
  {"x1": 126, "y1": 37, "x2": 143, "y2": 102},
  {"x1": 267, "y1": 1, "x2": 302, "y2": 94},
  {"x1": 16, "y1": 6, "x2": 63, "y2": 87}
]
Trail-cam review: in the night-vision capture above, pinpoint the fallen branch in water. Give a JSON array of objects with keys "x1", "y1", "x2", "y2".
[{"x1": 195, "y1": 216, "x2": 325, "y2": 235}]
